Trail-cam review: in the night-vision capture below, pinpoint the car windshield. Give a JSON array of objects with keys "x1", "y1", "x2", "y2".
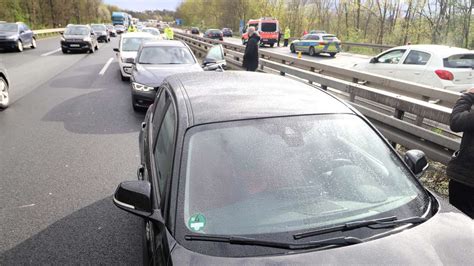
[
  {"x1": 142, "y1": 28, "x2": 160, "y2": 35},
  {"x1": 0, "y1": 23, "x2": 18, "y2": 32},
  {"x1": 91, "y1": 25, "x2": 106, "y2": 31},
  {"x1": 64, "y1": 26, "x2": 89, "y2": 36},
  {"x1": 261, "y1": 22, "x2": 277, "y2": 32},
  {"x1": 121, "y1": 37, "x2": 155, "y2": 51},
  {"x1": 443, "y1": 54, "x2": 474, "y2": 68},
  {"x1": 138, "y1": 46, "x2": 195, "y2": 64},
  {"x1": 182, "y1": 114, "x2": 428, "y2": 236}
]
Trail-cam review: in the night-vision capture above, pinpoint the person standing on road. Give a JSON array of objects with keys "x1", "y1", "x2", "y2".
[
  {"x1": 242, "y1": 27, "x2": 260, "y2": 72},
  {"x1": 128, "y1": 24, "x2": 137, "y2": 32},
  {"x1": 446, "y1": 88, "x2": 474, "y2": 218},
  {"x1": 284, "y1": 26, "x2": 291, "y2": 47},
  {"x1": 165, "y1": 26, "x2": 174, "y2": 40},
  {"x1": 277, "y1": 29, "x2": 282, "y2": 47}
]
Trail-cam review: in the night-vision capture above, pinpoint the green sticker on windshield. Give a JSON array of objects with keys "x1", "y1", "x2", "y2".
[{"x1": 188, "y1": 213, "x2": 206, "y2": 231}]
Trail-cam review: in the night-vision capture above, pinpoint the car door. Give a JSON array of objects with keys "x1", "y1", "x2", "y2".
[
  {"x1": 22, "y1": 24, "x2": 33, "y2": 44},
  {"x1": 295, "y1": 34, "x2": 309, "y2": 52},
  {"x1": 18, "y1": 24, "x2": 29, "y2": 44},
  {"x1": 364, "y1": 49, "x2": 407, "y2": 77},
  {"x1": 147, "y1": 88, "x2": 177, "y2": 265},
  {"x1": 397, "y1": 49, "x2": 431, "y2": 84}
]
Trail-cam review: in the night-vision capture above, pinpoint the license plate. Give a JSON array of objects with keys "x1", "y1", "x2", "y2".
[{"x1": 70, "y1": 44, "x2": 80, "y2": 47}]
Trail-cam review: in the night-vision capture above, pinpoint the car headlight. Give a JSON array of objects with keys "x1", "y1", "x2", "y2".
[
  {"x1": 132, "y1": 82, "x2": 154, "y2": 92},
  {"x1": 83, "y1": 37, "x2": 91, "y2": 42}
]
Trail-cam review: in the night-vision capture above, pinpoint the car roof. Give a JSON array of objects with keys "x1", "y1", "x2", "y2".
[
  {"x1": 390, "y1": 44, "x2": 472, "y2": 57},
  {"x1": 168, "y1": 72, "x2": 353, "y2": 126},
  {"x1": 122, "y1": 32, "x2": 154, "y2": 38},
  {"x1": 142, "y1": 40, "x2": 186, "y2": 47}
]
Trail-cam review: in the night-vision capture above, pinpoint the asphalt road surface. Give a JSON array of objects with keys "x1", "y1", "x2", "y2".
[{"x1": 1, "y1": 36, "x2": 144, "y2": 264}]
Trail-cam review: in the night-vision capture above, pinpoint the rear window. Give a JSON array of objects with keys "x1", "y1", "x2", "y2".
[
  {"x1": 261, "y1": 23, "x2": 277, "y2": 32},
  {"x1": 322, "y1": 35, "x2": 337, "y2": 41},
  {"x1": 443, "y1": 54, "x2": 474, "y2": 68}
]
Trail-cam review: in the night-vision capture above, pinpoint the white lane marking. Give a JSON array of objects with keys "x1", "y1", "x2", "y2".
[
  {"x1": 41, "y1": 48, "x2": 61, "y2": 57},
  {"x1": 19, "y1": 204, "x2": 36, "y2": 208},
  {"x1": 99, "y1": 57, "x2": 114, "y2": 75}
]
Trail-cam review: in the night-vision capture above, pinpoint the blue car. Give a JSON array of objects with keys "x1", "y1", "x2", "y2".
[
  {"x1": 0, "y1": 22, "x2": 37, "y2": 52},
  {"x1": 290, "y1": 33, "x2": 341, "y2": 57}
]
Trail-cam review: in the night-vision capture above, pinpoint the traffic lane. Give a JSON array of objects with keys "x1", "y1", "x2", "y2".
[
  {"x1": 3, "y1": 37, "x2": 118, "y2": 108},
  {"x1": 0, "y1": 36, "x2": 143, "y2": 263},
  {"x1": 222, "y1": 36, "x2": 369, "y2": 68},
  {"x1": 0, "y1": 36, "x2": 64, "y2": 68}
]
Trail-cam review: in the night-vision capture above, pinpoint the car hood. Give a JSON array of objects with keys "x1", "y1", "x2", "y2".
[
  {"x1": 133, "y1": 63, "x2": 203, "y2": 87},
  {"x1": 120, "y1": 51, "x2": 138, "y2": 61},
  {"x1": 63, "y1": 34, "x2": 87, "y2": 40},
  {"x1": 172, "y1": 211, "x2": 473, "y2": 264},
  {"x1": 0, "y1": 32, "x2": 18, "y2": 38}
]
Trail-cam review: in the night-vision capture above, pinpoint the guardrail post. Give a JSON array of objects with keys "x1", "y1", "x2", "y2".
[
  {"x1": 321, "y1": 85, "x2": 328, "y2": 91},
  {"x1": 280, "y1": 59, "x2": 286, "y2": 76},
  {"x1": 390, "y1": 108, "x2": 405, "y2": 147},
  {"x1": 309, "y1": 67, "x2": 315, "y2": 84}
]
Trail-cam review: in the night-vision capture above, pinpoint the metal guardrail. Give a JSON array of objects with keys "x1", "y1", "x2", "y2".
[
  {"x1": 33, "y1": 28, "x2": 64, "y2": 37},
  {"x1": 175, "y1": 32, "x2": 461, "y2": 164}
]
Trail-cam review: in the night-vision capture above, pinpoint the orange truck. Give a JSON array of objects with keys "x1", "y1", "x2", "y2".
[{"x1": 241, "y1": 17, "x2": 279, "y2": 47}]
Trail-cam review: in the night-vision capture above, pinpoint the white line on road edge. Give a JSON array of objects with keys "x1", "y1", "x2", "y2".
[
  {"x1": 41, "y1": 48, "x2": 61, "y2": 57},
  {"x1": 99, "y1": 57, "x2": 114, "y2": 76}
]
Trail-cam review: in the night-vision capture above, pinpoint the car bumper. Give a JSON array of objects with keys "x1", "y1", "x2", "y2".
[
  {"x1": 61, "y1": 41, "x2": 92, "y2": 51},
  {"x1": 131, "y1": 89, "x2": 156, "y2": 108},
  {"x1": 97, "y1": 35, "x2": 108, "y2": 41},
  {"x1": 0, "y1": 40, "x2": 18, "y2": 49},
  {"x1": 119, "y1": 62, "x2": 133, "y2": 78},
  {"x1": 260, "y1": 39, "x2": 277, "y2": 45}
]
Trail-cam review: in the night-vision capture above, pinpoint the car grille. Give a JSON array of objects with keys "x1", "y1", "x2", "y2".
[{"x1": 67, "y1": 39, "x2": 83, "y2": 42}]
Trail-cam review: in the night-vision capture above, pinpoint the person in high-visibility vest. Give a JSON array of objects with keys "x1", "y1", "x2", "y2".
[
  {"x1": 165, "y1": 27, "x2": 174, "y2": 40},
  {"x1": 284, "y1": 27, "x2": 291, "y2": 47},
  {"x1": 128, "y1": 24, "x2": 137, "y2": 32}
]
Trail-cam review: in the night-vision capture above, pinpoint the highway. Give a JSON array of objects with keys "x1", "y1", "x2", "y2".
[{"x1": 0, "y1": 36, "x2": 143, "y2": 263}]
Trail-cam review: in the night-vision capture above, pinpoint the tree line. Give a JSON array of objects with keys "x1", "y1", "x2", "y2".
[
  {"x1": 0, "y1": 0, "x2": 175, "y2": 29},
  {"x1": 176, "y1": 0, "x2": 473, "y2": 49}
]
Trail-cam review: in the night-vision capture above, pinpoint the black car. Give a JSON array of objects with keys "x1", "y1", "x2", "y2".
[
  {"x1": 113, "y1": 72, "x2": 473, "y2": 265},
  {"x1": 0, "y1": 22, "x2": 36, "y2": 52},
  {"x1": 91, "y1": 24, "x2": 110, "y2": 42},
  {"x1": 191, "y1": 27, "x2": 199, "y2": 35},
  {"x1": 222, "y1": 27, "x2": 233, "y2": 37},
  {"x1": 203, "y1": 29, "x2": 223, "y2": 41},
  {"x1": 61, "y1": 25, "x2": 99, "y2": 54},
  {"x1": 115, "y1": 25, "x2": 126, "y2": 34},
  {"x1": 0, "y1": 63, "x2": 10, "y2": 109},
  {"x1": 130, "y1": 42, "x2": 225, "y2": 111}
]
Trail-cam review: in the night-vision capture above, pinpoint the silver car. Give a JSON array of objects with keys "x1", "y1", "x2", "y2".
[{"x1": 0, "y1": 63, "x2": 10, "y2": 109}]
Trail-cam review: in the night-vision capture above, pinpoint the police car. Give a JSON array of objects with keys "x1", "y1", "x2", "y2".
[{"x1": 290, "y1": 33, "x2": 341, "y2": 57}]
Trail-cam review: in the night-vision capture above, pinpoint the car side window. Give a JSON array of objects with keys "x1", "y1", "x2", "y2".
[
  {"x1": 377, "y1": 49, "x2": 406, "y2": 64},
  {"x1": 152, "y1": 87, "x2": 170, "y2": 136},
  {"x1": 301, "y1": 35, "x2": 309, "y2": 40},
  {"x1": 153, "y1": 102, "x2": 177, "y2": 198},
  {"x1": 309, "y1": 35, "x2": 320, "y2": 40},
  {"x1": 403, "y1": 50, "x2": 431, "y2": 65}
]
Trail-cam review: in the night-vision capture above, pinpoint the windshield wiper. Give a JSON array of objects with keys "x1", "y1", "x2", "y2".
[
  {"x1": 294, "y1": 216, "x2": 426, "y2": 240},
  {"x1": 185, "y1": 234, "x2": 362, "y2": 250}
]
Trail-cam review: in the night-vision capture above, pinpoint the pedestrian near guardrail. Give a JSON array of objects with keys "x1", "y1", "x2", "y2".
[
  {"x1": 284, "y1": 27, "x2": 290, "y2": 47},
  {"x1": 446, "y1": 88, "x2": 474, "y2": 218},
  {"x1": 242, "y1": 27, "x2": 260, "y2": 72}
]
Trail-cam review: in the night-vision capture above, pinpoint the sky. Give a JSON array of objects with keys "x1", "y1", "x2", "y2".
[{"x1": 104, "y1": 0, "x2": 182, "y2": 11}]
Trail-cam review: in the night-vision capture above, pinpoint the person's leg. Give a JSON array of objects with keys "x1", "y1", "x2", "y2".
[
  {"x1": 284, "y1": 39, "x2": 288, "y2": 47},
  {"x1": 449, "y1": 180, "x2": 474, "y2": 218}
]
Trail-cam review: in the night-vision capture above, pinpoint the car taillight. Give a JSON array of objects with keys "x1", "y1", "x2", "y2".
[{"x1": 435, "y1": 69, "x2": 454, "y2": 81}]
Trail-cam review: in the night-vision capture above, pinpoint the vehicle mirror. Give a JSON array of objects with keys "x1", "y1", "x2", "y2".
[
  {"x1": 404, "y1": 150, "x2": 429, "y2": 178},
  {"x1": 113, "y1": 48, "x2": 119, "y2": 52},
  {"x1": 113, "y1": 180, "x2": 153, "y2": 218},
  {"x1": 369, "y1": 57, "x2": 378, "y2": 63}
]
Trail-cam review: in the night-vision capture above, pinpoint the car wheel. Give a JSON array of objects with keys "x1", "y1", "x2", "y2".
[
  {"x1": 0, "y1": 77, "x2": 9, "y2": 109},
  {"x1": 121, "y1": 71, "x2": 128, "y2": 81},
  {"x1": 16, "y1": 40, "x2": 23, "y2": 52},
  {"x1": 309, "y1": 46, "x2": 316, "y2": 56},
  {"x1": 31, "y1": 38, "x2": 37, "y2": 49},
  {"x1": 95, "y1": 44, "x2": 99, "y2": 51},
  {"x1": 290, "y1": 44, "x2": 295, "y2": 53},
  {"x1": 270, "y1": 43, "x2": 275, "y2": 48},
  {"x1": 61, "y1": 48, "x2": 68, "y2": 54},
  {"x1": 329, "y1": 53, "x2": 336, "y2": 57}
]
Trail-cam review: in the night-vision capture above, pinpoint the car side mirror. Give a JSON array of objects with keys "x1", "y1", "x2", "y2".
[
  {"x1": 202, "y1": 57, "x2": 217, "y2": 66},
  {"x1": 113, "y1": 48, "x2": 119, "y2": 52},
  {"x1": 404, "y1": 150, "x2": 429, "y2": 178},
  {"x1": 369, "y1": 57, "x2": 378, "y2": 64}
]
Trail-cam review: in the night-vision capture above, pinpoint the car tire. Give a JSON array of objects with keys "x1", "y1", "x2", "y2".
[
  {"x1": 16, "y1": 40, "x2": 23, "y2": 52},
  {"x1": 62, "y1": 48, "x2": 68, "y2": 54},
  {"x1": 133, "y1": 103, "x2": 142, "y2": 112},
  {"x1": 89, "y1": 45, "x2": 94, "y2": 53},
  {"x1": 329, "y1": 53, "x2": 336, "y2": 57},
  {"x1": 30, "y1": 38, "x2": 37, "y2": 49},
  {"x1": 309, "y1": 46, "x2": 316, "y2": 56},
  {"x1": 270, "y1": 43, "x2": 275, "y2": 48},
  {"x1": 0, "y1": 76, "x2": 10, "y2": 109},
  {"x1": 290, "y1": 44, "x2": 295, "y2": 53},
  {"x1": 121, "y1": 71, "x2": 128, "y2": 82},
  {"x1": 95, "y1": 44, "x2": 99, "y2": 51}
]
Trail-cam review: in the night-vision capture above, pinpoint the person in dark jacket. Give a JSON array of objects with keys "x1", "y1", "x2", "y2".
[
  {"x1": 242, "y1": 27, "x2": 260, "y2": 72},
  {"x1": 446, "y1": 88, "x2": 474, "y2": 218}
]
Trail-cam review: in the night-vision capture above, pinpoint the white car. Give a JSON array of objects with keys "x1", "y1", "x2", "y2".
[
  {"x1": 353, "y1": 45, "x2": 473, "y2": 92},
  {"x1": 141, "y1": 27, "x2": 162, "y2": 38},
  {"x1": 113, "y1": 32, "x2": 158, "y2": 81}
]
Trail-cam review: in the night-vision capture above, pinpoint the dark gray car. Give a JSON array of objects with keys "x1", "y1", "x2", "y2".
[
  {"x1": 130, "y1": 41, "x2": 224, "y2": 111},
  {"x1": 114, "y1": 72, "x2": 473, "y2": 265},
  {"x1": 60, "y1": 25, "x2": 99, "y2": 54},
  {"x1": 0, "y1": 22, "x2": 36, "y2": 52},
  {"x1": 0, "y1": 63, "x2": 10, "y2": 109}
]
